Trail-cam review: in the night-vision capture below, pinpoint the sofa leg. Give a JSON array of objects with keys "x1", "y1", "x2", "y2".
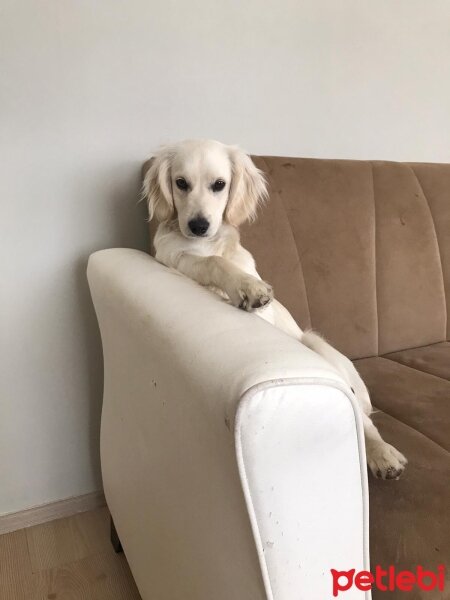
[{"x1": 110, "y1": 516, "x2": 123, "y2": 553}]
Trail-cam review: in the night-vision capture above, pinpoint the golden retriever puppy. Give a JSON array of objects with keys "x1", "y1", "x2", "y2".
[{"x1": 143, "y1": 139, "x2": 407, "y2": 480}]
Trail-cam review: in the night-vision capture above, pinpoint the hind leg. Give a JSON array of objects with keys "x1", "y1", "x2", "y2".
[
  {"x1": 342, "y1": 362, "x2": 407, "y2": 479},
  {"x1": 362, "y1": 413, "x2": 408, "y2": 479},
  {"x1": 340, "y1": 364, "x2": 408, "y2": 479},
  {"x1": 299, "y1": 330, "x2": 408, "y2": 479},
  {"x1": 258, "y1": 301, "x2": 409, "y2": 479}
]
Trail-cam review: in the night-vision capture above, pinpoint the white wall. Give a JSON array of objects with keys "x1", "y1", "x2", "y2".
[{"x1": 1, "y1": 0, "x2": 449, "y2": 515}]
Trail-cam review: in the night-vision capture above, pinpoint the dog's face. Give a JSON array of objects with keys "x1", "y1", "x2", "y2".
[
  {"x1": 168, "y1": 140, "x2": 232, "y2": 238},
  {"x1": 143, "y1": 139, "x2": 267, "y2": 238}
]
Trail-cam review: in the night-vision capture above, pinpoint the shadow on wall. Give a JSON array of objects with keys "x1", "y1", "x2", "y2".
[{"x1": 76, "y1": 162, "x2": 149, "y2": 487}]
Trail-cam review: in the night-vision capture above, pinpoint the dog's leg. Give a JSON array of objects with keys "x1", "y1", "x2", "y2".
[
  {"x1": 176, "y1": 253, "x2": 273, "y2": 310},
  {"x1": 362, "y1": 413, "x2": 407, "y2": 479},
  {"x1": 300, "y1": 330, "x2": 407, "y2": 479}
]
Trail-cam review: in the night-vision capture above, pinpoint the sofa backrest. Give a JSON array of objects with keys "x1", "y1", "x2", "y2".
[{"x1": 242, "y1": 157, "x2": 450, "y2": 359}]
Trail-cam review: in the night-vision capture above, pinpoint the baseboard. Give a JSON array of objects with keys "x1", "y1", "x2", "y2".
[{"x1": 0, "y1": 490, "x2": 106, "y2": 535}]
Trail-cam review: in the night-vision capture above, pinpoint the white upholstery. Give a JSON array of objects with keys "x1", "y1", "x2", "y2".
[{"x1": 87, "y1": 248, "x2": 370, "y2": 600}]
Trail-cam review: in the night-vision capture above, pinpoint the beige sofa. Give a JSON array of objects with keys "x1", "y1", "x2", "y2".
[{"x1": 88, "y1": 156, "x2": 449, "y2": 600}]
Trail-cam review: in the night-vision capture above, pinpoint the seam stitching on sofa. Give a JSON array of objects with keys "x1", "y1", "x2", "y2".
[
  {"x1": 383, "y1": 356, "x2": 450, "y2": 382},
  {"x1": 260, "y1": 157, "x2": 313, "y2": 328},
  {"x1": 370, "y1": 162, "x2": 380, "y2": 356},
  {"x1": 383, "y1": 340, "x2": 448, "y2": 354},
  {"x1": 379, "y1": 354, "x2": 450, "y2": 384},
  {"x1": 409, "y1": 165, "x2": 448, "y2": 338},
  {"x1": 235, "y1": 377, "x2": 370, "y2": 600}
]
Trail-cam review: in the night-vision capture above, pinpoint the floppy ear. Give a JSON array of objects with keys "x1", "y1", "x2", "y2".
[
  {"x1": 142, "y1": 146, "x2": 175, "y2": 223},
  {"x1": 225, "y1": 146, "x2": 268, "y2": 227}
]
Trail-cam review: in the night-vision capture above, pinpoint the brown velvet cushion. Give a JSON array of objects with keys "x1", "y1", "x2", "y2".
[
  {"x1": 368, "y1": 410, "x2": 450, "y2": 600},
  {"x1": 371, "y1": 162, "x2": 447, "y2": 355},
  {"x1": 410, "y1": 164, "x2": 450, "y2": 342},
  {"x1": 242, "y1": 157, "x2": 450, "y2": 359},
  {"x1": 243, "y1": 157, "x2": 378, "y2": 359}
]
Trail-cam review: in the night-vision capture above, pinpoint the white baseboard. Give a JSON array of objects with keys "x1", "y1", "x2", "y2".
[{"x1": 0, "y1": 490, "x2": 106, "y2": 535}]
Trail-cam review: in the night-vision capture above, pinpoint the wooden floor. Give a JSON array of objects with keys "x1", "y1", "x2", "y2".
[{"x1": 0, "y1": 507, "x2": 141, "y2": 599}]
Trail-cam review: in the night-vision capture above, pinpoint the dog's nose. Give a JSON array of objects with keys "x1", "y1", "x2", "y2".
[{"x1": 188, "y1": 217, "x2": 210, "y2": 236}]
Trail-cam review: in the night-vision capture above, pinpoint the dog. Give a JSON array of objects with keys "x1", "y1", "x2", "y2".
[{"x1": 142, "y1": 138, "x2": 407, "y2": 480}]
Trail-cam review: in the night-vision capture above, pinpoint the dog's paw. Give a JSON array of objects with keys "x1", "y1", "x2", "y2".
[
  {"x1": 229, "y1": 276, "x2": 273, "y2": 311},
  {"x1": 367, "y1": 441, "x2": 408, "y2": 480}
]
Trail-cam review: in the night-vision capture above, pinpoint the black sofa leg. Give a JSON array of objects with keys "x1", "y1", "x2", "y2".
[{"x1": 110, "y1": 516, "x2": 123, "y2": 553}]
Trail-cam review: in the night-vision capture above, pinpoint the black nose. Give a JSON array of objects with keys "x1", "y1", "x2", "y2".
[{"x1": 188, "y1": 217, "x2": 210, "y2": 236}]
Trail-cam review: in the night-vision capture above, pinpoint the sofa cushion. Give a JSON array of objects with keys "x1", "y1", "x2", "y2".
[
  {"x1": 367, "y1": 410, "x2": 450, "y2": 594},
  {"x1": 242, "y1": 157, "x2": 450, "y2": 359},
  {"x1": 370, "y1": 162, "x2": 447, "y2": 355},
  {"x1": 354, "y1": 354, "x2": 450, "y2": 452},
  {"x1": 409, "y1": 163, "x2": 450, "y2": 342},
  {"x1": 245, "y1": 157, "x2": 379, "y2": 359}
]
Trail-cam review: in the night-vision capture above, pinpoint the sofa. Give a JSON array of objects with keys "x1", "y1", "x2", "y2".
[{"x1": 87, "y1": 156, "x2": 450, "y2": 600}]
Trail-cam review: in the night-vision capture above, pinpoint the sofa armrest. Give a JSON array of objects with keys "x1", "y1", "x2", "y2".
[{"x1": 87, "y1": 248, "x2": 370, "y2": 600}]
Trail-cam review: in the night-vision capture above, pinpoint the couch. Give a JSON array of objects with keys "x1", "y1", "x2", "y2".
[{"x1": 87, "y1": 156, "x2": 450, "y2": 600}]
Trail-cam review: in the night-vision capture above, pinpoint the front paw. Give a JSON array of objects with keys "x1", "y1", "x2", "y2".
[
  {"x1": 229, "y1": 276, "x2": 273, "y2": 311},
  {"x1": 367, "y1": 441, "x2": 408, "y2": 480}
]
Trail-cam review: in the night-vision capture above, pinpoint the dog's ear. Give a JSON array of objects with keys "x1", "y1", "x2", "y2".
[
  {"x1": 142, "y1": 146, "x2": 174, "y2": 223},
  {"x1": 225, "y1": 146, "x2": 268, "y2": 227}
]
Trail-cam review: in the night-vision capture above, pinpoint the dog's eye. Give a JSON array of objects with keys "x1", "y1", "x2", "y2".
[
  {"x1": 175, "y1": 178, "x2": 188, "y2": 191},
  {"x1": 212, "y1": 179, "x2": 226, "y2": 192}
]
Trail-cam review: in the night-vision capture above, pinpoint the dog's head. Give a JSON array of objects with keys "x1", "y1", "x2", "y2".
[{"x1": 142, "y1": 139, "x2": 268, "y2": 238}]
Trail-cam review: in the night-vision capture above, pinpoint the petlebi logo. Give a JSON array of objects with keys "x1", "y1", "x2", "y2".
[{"x1": 331, "y1": 565, "x2": 446, "y2": 596}]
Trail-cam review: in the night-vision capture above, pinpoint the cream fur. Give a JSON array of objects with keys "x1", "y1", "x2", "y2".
[{"x1": 143, "y1": 139, "x2": 407, "y2": 480}]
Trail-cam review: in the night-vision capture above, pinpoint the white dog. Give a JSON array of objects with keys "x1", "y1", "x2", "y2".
[{"x1": 143, "y1": 139, "x2": 407, "y2": 480}]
